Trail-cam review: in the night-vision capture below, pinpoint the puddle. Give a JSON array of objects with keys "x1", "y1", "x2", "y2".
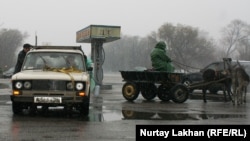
[{"x1": 9, "y1": 106, "x2": 247, "y2": 122}]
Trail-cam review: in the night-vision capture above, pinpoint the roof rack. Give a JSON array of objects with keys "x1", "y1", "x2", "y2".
[{"x1": 33, "y1": 46, "x2": 84, "y2": 53}]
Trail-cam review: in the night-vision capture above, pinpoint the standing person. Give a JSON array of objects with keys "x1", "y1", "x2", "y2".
[
  {"x1": 86, "y1": 57, "x2": 96, "y2": 94},
  {"x1": 150, "y1": 41, "x2": 175, "y2": 72},
  {"x1": 13, "y1": 43, "x2": 32, "y2": 74}
]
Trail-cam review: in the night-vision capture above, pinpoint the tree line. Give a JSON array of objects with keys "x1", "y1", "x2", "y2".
[{"x1": 1, "y1": 19, "x2": 250, "y2": 74}]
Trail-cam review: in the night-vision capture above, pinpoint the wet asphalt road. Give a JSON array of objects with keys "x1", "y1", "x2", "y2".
[{"x1": 0, "y1": 74, "x2": 250, "y2": 141}]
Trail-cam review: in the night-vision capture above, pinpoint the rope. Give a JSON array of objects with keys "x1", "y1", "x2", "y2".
[{"x1": 43, "y1": 66, "x2": 82, "y2": 90}]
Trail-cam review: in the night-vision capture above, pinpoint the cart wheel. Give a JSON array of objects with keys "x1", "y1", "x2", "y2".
[
  {"x1": 157, "y1": 84, "x2": 171, "y2": 101},
  {"x1": 122, "y1": 82, "x2": 140, "y2": 101},
  {"x1": 141, "y1": 83, "x2": 157, "y2": 100},
  {"x1": 170, "y1": 84, "x2": 189, "y2": 103}
]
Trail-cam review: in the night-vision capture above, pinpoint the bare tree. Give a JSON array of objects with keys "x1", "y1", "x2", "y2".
[
  {"x1": 149, "y1": 23, "x2": 216, "y2": 72},
  {"x1": 103, "y1": 23, "x2": 217, "y2": 72},
  {"x1": 220, "y1": 19, "x2": 250, "y2": 58},
  {"x1": 238, "y1": 39, "x2": 250, "y2": 60},
  {"x1": 0, "y1": 28, "x2": 28, "y2": 70}
]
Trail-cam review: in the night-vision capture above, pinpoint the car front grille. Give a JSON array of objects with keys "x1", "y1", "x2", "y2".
[{"x1": 32, "y1": 80, "x2": 66, "y2": 91}]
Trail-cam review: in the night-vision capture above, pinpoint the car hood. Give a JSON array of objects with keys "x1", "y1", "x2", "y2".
[
  {"x1": 186, "y1": 72, "x2": 202, "y2": 75},
  {"x1": 11, "y1": 70, "x2": 89, "y2": 81}
]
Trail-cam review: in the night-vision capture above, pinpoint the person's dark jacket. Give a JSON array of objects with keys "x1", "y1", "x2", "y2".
[
  {"x1": 14, "y1": 50, "x2": 27, "y2": 74},
  {"x1": 150, "y1": 42, "x2": 174, "y2": 72}
]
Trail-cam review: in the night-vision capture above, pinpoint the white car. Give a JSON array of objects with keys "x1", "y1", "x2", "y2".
[{"x1": 10, "y1": 46, "x2": 92, "y2": 116}]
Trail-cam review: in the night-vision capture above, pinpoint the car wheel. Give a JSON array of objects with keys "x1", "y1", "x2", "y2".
[
  {"x1": 79, "y1": 94, "x2": 90, "y2": 116},
  {"x1": 208, "y1": 83, "x2": 221, "y2": 94},
  {"x1": 12, "y1": 102, "x2": 22, "y2": 115}
]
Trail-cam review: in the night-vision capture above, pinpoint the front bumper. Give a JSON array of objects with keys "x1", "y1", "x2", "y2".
[{"x1": 10, "y1": 90, "x2": 89, "y2": 106}]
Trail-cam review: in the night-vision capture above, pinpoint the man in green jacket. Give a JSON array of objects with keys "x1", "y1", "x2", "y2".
[{"x1": 150, "y1": 41, "x2": 175, "y2": 72}]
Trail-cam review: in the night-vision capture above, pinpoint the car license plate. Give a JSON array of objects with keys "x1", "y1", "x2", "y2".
[{"x1": 34, "y1": 97, "x2": 62, "y2": 103}]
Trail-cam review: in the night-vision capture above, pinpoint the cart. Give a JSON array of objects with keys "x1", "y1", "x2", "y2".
[{"x1": 120, "y1": 70, "x2": 189, "y2": 103}]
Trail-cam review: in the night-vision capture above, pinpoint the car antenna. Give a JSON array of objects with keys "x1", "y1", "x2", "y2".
[{"x1": 35, "y1": 31, "x2": 38, "y2": 47}]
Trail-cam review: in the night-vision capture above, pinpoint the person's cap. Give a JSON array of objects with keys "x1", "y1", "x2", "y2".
[{"x1": 23, "y1": 43, "x2": 32, "y2": 49}]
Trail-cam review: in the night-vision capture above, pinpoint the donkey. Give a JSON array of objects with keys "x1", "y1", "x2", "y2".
[
  {"x1": 230, "y1": 61, "x2": 250, "y2": 105},
  {"x1": 202, "y1": 68, "x2": 232, "y2": 103}
]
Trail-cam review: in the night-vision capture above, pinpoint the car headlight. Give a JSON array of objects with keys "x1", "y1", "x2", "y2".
[
  {"x1": 66, "y1": 82, "x2": 74, "y2": 90},
  {"x1": 76, "y1": 82, "x2": 84, "y2": 90},
  {"x1": 15, "y1": 81, "x2": 23, "y2": 89},
  {"x1": 23, "y1": 81, "x2": 31, "y2": 89}
]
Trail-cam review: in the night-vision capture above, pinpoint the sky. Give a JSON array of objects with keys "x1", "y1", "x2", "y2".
[{"x1": 1, "y1": 0, "x2": 250, "y2": 54}]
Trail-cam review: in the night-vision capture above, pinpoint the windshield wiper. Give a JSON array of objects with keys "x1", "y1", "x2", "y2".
[
  {"x1": 62, "y1": 56, "x2": 72, "y2": 68},
  {"x1": 39, "y1": 55, "x2": 50, "y2": 70}
]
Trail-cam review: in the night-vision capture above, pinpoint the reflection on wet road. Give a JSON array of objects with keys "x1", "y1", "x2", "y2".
[
  {"x1": 6, "y1": 91, "x2": 250, "y2": 123},
  {"x1": 7, "y1": 100, "x2": 248, "y2": 122},
  {"x1": 121, "y1": 110, "x2": 246, "y2": 120}
]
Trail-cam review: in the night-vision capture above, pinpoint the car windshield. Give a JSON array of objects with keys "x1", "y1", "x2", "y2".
[{"x1": 22, "y1": 52, "x2": 86, "y2": 71}]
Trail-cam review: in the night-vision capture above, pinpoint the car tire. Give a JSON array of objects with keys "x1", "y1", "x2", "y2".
[
  {"x1": 208, "y1": 83, "x2": 221, "y2": 94},
  {"x1": 12, "y1": 102, "x2": 22, "y2": 115},
  {"x1": 79, "y1": 93, "x2": 90, "y2": 116}
]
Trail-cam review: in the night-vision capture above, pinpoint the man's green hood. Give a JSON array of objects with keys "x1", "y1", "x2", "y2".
[{"x1": 155, "y1": 41, "x2": 166, "y2": 50}]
